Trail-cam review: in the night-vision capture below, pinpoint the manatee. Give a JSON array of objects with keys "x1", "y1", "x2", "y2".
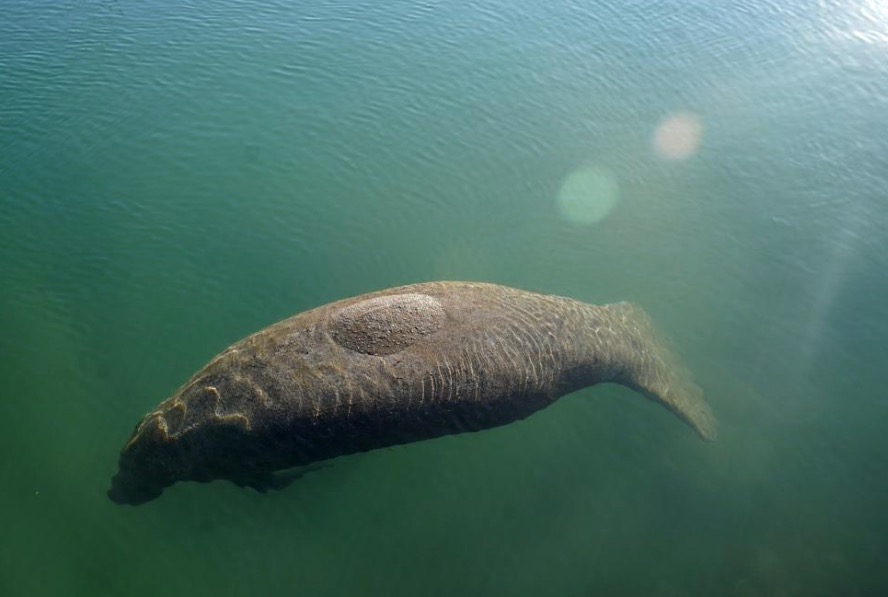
[{"x1": 108, "y1": 281, "x2": 716, "y2": 505}]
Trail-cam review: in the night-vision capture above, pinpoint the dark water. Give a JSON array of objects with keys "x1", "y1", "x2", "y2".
[{"x1": 2, "y1": 0, "x2": 887, "y2": 595}]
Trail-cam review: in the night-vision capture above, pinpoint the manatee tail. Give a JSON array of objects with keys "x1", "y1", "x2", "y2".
[{"x1": 607, "y1": 302, "x2": 718, "y2": 441}]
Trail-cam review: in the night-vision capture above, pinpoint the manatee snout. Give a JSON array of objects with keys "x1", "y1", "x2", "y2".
[{"x1": 108, "y1": 468, "x2": 163, "y2": 506}]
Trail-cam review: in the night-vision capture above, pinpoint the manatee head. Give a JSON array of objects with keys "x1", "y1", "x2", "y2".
[{"x1": 108, "y1": 373, "x2": 270, "y2": 505}]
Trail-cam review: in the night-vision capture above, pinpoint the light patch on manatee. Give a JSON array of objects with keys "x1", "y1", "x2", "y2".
[{"x1": 557, "y1": 166, "x2": 620, "y2": 225}]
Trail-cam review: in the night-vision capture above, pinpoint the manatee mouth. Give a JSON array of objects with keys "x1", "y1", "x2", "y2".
[{"x1": 107, "y1": 470, "x2": 164, "y2": 506}]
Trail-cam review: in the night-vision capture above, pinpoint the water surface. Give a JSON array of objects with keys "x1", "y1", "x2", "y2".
[{"x1": 2, "y1": 1, "x2": 887, "y2": 595}]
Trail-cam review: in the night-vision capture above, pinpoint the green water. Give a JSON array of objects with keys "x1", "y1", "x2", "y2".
[{"x1": 2, "y1": 0, "x2": 887, "y2": 595}]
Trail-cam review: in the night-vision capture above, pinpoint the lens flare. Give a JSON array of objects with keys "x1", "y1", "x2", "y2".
[
  {"x1": 653, "y1": 113, "x2": 703, "y2": 160},
  {"x1": 556, "y1": 166, "x2": 620, "y2": 225}
]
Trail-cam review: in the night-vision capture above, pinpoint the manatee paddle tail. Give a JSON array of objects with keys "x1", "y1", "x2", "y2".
[{"x1": 108, "y1": 281, "x2": 716, "y2": 505}]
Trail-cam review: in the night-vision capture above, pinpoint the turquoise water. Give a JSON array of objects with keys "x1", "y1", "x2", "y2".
[{"x1": 2, "y1": 0, "x2": 887, "y2": 594}]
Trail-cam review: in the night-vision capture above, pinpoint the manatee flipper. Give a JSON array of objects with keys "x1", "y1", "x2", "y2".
[
  {"x1": 231, "y1": 464, "x2": 330, "y2": 493},
  {"x1": 231, "y1": 471, "x2": 283, "y2": 493},
  {"x1": 275, "y1": 463, "x2": 330, "y2": 486}
]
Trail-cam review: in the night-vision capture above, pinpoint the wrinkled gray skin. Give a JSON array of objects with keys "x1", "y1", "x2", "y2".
[{"x1": 109, "y1": 282, "x2": 716, "y2": 505}]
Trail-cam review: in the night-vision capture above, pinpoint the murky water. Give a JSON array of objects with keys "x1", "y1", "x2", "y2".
[{"x1": 2, "y1": 1, "x2": 887, "y2": 595}]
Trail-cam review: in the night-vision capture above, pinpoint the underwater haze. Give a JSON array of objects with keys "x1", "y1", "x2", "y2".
[{"x1": 2, "y1": 0, "x2": 887, "y2": 595}]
